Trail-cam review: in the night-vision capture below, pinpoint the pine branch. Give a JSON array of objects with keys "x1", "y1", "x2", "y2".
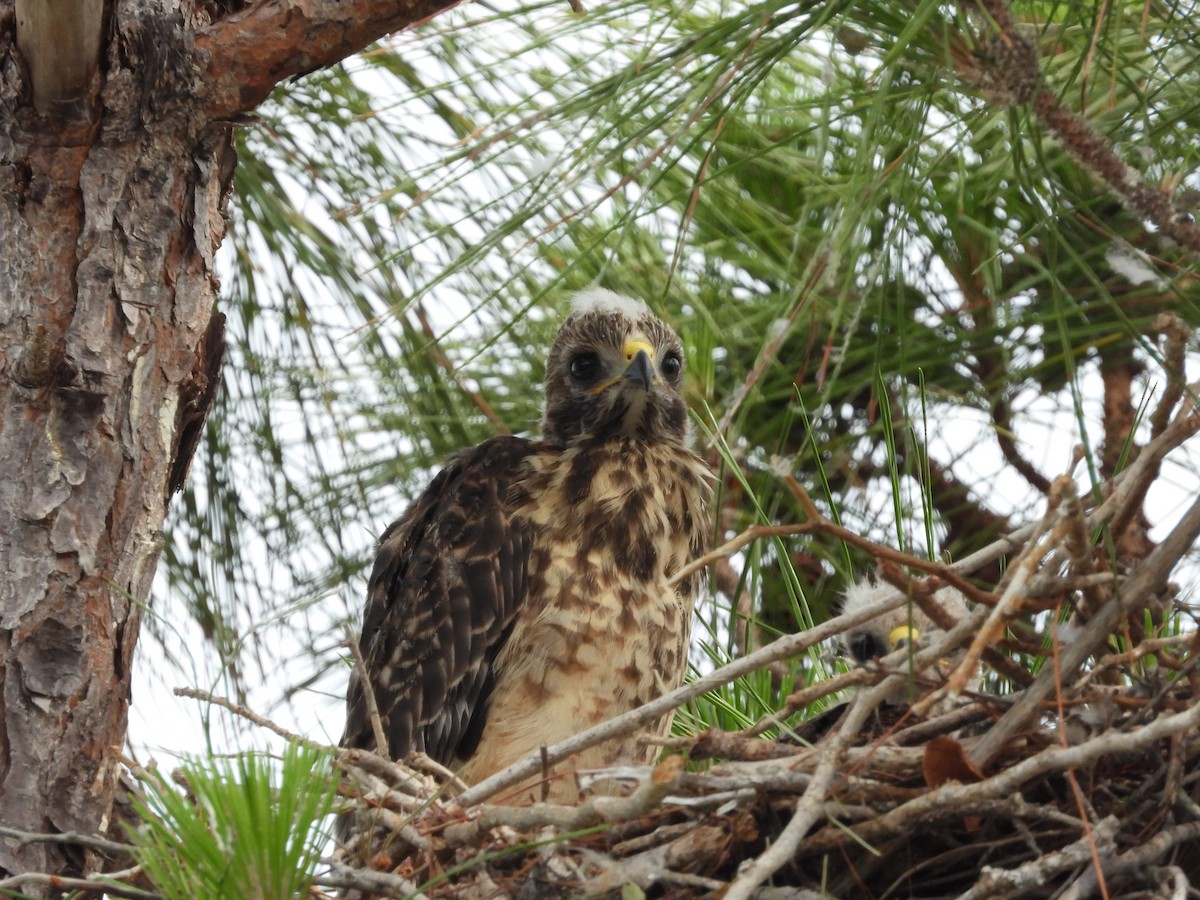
[
  {"x1": 958, "y1": 0, "x2": 1200, "y2": 256},
  {"x1": 196, "y1": 0, "x2": 462, "y2": 118}
]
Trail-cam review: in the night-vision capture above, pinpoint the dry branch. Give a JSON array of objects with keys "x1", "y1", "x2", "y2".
[
  {"x1": 317, "y1": 860, "x2": 431, "y2": 900},
  {"x1": 0, "y1": 866, "x2": 154, "y2": 899},
  {"x1": 0, "y1": 825, "x2": 133, "y2": 858},
  {"x1": 969, "y1": 489, "x2": 1200, "y2": 771},
  {"x1": 196, "y1": 0, "x2": 461, "y2": 119},
  {"x1": 453, "y1": 575, "x2": 974, "y2": 808}
]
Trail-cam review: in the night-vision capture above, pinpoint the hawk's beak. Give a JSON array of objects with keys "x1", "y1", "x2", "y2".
[
  {"x1": 622, "y1": 340, "x2": 656, "y2": 390},
  {"x1": 887, "y1": 624, "x2": 920, "y2": 652}
]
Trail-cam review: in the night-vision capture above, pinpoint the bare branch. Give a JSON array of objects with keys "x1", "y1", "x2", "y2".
[
  {"x1": 0, "y1": 824, "x2": 132, "y2": 857},
  {"x1": 455, "y1": 586, "x2": 941, "y2": 807},
  {"x1": 317, "y1": 860, "x2": 431, "y2": 900},
  {"x1": 0, "y1": 866, "x2": 154, "y2": 899},
  {"x1": 801, "y1": 697, "x2": 1200, "y2": 855},
  {"x1": 196, "y1": 0, "x2": 462, "y2": 119},
  {"x1": 959, "y1": 816, "x2": 1119, "y2": 900},
  {"x1": 724, "y1": 677, "x2": 899, "y2": 899},
  {"x1": 1149, "y1": 313, "x2": 1190, "y2": 438},
  {"x1": 343, "y1": 624, "x2": 389, "y2": 759},
  {"x1": 444, "y1": 756, "x2": 684, "y2": 847},
  {"x1": 173, "y1": 686, "x2": 330, "y2": 750},
  {"x1": 1057, "y1": 822, "x2": 1200, "y2": 900}
]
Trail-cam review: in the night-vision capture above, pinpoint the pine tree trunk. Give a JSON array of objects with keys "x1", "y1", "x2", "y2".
[
  {"x1": 1, "y1": 0, "x2": 454, "y2": 887},
  {"x1": 0, "y1": 3, "x2": 231, "y2": 883}
]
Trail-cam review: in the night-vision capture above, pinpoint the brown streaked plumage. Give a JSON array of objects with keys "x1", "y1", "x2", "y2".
[{"x1": 341, "y1": 289, "x2": 711, "y2": 806}]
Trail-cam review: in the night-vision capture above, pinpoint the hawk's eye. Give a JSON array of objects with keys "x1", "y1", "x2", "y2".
[
  {"x1": 569, "y1": 352, "x2": 600, "y2": 383},
  {"x1": 661, "y1": 351, "x2": 682, "y2": 380},
  {"x1": 848, "y1": 631, "x2": 885, "y2": 664}
]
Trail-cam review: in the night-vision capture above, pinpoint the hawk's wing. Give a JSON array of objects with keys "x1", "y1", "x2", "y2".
[{"x1": 342, "y1": 435, "x2": 536, "y2": 765}]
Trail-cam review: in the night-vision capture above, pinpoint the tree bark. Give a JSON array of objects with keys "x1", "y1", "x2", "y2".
[{"x1": 0, "y1": 0, "x2": 455, "y2": 887}]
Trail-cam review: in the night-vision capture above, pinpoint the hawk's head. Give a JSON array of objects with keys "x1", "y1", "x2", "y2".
[
  {"x1": 840, "y1": 579, "x2": 970, "y2": 667},
  {"x1": 542, "y1": 289, "x2": 690, "y2": 447}
]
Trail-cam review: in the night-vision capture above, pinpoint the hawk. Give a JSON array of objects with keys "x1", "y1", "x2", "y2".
[
  {"x1": 840, "y1": 578, "x2": 974, "y2": 697},
  {"x1": 341, "y1": 289, "x2": 711, "y2": 804}
]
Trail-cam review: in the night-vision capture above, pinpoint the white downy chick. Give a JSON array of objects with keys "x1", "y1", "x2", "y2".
[{"x1": 839, "y1": 579, "x2": 972, "y2": 695}]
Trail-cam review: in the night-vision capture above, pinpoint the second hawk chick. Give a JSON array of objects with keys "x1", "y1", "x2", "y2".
[{"x1": 840, "y1": 578, "x2": 973, "y2": 697}]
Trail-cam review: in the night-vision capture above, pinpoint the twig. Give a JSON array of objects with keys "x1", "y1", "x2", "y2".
[
  {"x1": 714, "y1": 265, "x2": 826, "y2": 438},
  {"x1": 0, "y1": 866, "x2": 155, "y2": 899},
  {"x1": 930, "y1": 511, "x2": 1054, "y2": 708},
  {"x1": 1090, "y1": 407, "x2": 1199, "y2": 545},
  {"x1": 669, "y1": 523, "x2": 815, "y2": 587},
  {"x1": 724, "y1": 677, "x2": 897, "y2": 899},
  {"x1": 959, "y1": 816, "x2": 1119, "y2": 899},
  {"x1": 672, "y1": 471, "x2": 1031, "y2": 605},
  {"x1": 317, "y1": 859, "x2": 431, "y2": 900},
  {"x1": 0, "y1": 824, "x2": 133, "y2": 857},
  {"x1": 338, "y1": 747, "x2": 433, "y2": 797},
  {"x1": 407, "y1": 751, "x2": 470, "y2": 794},
  {"x1": 342, "y1": 797, "x2": 433, "y2": 852},
  {"x1": 1148, "y1": 313, "x2": 1189, "y2": 438},
  {"x1": 1052, "y1": 608, "x2": 1112, "y2": 900},
  {"x1": 689, "y1": 727, "x2": 806, "y2": 762},
  {"x1": 705, "y1": 743, "x2": 926, "y2": 783},
  {"x1": 343, "y1": 623, "x2": 390, "y2": 759},
  {"x1": 1057, "y1": 821, "x2": 1200, "y2": 900},
  {"x1": 799, "y1": 694, "x2": 1200, "y2": 856},
  {"x1": 445, "y1": 756, "x2": 684, "y2": 847},
  {"x1": 890, "y1": 701, "x2": 997, "y2": 746},
  {"x1": 1053, "y1": 475, "x2": 1107, "y2": 622},
  {"x1": 413, "y1": 301, "x2": 510, "y2": 434},
  {"x1": 741, "y1": 668, "x2": 873, "y2": 737},
  {"x1": 878, "y1": 563, "x2": 1035, "y2": 688},
  {"x1": 769, "y1": 648, "x2": 1007, "y2": 892},
  {"x1": 173, "y1": 686, "x2": 328, "y2": 749},
  {"x1": 1090, "y1": 633, "x2": 1194, "y2": 669}
]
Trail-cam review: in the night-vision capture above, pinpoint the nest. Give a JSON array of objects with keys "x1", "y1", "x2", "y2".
[{"x1": 332, "y1": 400, "x2": 1200, "y2": 899}]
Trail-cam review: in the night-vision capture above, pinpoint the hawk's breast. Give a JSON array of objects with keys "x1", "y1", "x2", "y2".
[{"x1": 454, "y1": 438, "x2": 710, "y2": 798}]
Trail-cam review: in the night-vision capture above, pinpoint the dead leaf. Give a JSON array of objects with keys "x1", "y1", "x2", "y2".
[{"x1": 923, "y1": 735, "x2": 985, "y2": 788}]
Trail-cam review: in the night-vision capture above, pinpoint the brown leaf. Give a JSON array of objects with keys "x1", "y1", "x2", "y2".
[{"x1": 923, "y1": 735, "x2": 984, "y2": 788}]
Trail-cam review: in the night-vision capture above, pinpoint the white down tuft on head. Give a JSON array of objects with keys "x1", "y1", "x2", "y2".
[
  {"x1": 570, "y1": 288, "x2": 653, "y2": 320},
  {"x1": 840, "y1": 578, "x2": 970, "y2": 623},
  {"x1": 840, "y1": 578, "x2": 889, "y2": 618}
]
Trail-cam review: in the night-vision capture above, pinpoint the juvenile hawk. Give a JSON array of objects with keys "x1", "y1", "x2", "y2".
[
  {"x1": 840, "y1": 579, "x2": 969, "y2": 666},
  {"x1": 342, "y1": 289, "x2": 711, "y2": 803},
  {"x1": 840, "y1": 578, "x2": 975, "y2": 698}
]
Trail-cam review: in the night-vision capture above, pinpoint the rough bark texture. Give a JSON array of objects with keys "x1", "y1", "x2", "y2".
[
  {"x1": 0, "y1": 0, "x2": 455, "y2": 888},
  {"x1": 0, "y1": 2, "x2": 228, "y2": 881}
]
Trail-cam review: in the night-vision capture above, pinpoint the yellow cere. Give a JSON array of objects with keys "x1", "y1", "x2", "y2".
[
  {"x1": 623, "y1": 339, "x2": 655, "y2": 363},
  {"x1": 589, "y1": 339, "x2": 660, "y2": 394},
  {"x1": 887, "y1": 624, "x2": 920, "y2": 651}
]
